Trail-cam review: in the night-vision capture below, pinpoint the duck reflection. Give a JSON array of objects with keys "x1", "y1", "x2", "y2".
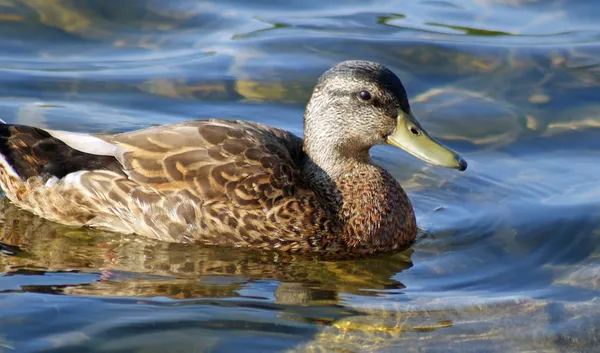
[{"x1": 0, "y1": 199, "x2": 412, "y2": 304}]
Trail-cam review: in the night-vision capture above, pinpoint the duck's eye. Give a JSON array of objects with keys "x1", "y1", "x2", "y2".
[{"x1": 358, "y1": 90, "x2": 372, "y2": 101}]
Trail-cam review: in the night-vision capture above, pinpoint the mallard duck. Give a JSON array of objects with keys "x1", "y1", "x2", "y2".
[{"x1": 0, "y1": 60, "x2": 466, "y2": 255}]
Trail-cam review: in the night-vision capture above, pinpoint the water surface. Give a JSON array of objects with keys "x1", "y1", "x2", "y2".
[{"x1": 1, "y1": 0, "x2": 600, "y2": 352}]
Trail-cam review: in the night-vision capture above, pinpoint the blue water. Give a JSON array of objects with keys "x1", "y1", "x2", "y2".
[{"x1": 1, "y1": 0, "x2": 600, "y2": 352}]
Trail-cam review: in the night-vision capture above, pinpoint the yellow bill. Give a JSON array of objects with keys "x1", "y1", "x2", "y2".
[{"x1": 387, "y1": 111, "x2": 467, "y2": 171}]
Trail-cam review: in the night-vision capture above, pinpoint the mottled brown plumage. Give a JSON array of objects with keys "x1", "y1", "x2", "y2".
[{"x1": 0, "y1": 61, "x2": 466, "y2": 255}]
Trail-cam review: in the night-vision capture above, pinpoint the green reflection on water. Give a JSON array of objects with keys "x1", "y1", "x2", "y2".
[{"x1": 425, "y1": 22, "x2": 514, "y2": 36}]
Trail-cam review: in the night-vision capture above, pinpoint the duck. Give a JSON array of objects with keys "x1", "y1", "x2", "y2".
[{"x1": 0, "y1": 60, "x2": 466, "y2": 255}]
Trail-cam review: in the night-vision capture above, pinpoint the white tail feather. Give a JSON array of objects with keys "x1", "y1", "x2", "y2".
[{"x1": 45, "y1": 129, "x2": 121, "y2": 157}]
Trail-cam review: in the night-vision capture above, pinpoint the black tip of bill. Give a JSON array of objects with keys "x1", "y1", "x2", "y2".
[{"x1": 457, "y1": 156, "x2": 468, "y2": 171}]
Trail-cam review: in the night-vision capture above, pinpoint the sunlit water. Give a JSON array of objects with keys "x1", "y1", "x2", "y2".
[{"x1": 1, "y1": 0, "x2": 600, "y2": 352}]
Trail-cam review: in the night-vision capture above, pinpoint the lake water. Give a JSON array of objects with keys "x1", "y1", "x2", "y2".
[{"x1": 1, "y1": 0, "x2": 600, "y2": 352}]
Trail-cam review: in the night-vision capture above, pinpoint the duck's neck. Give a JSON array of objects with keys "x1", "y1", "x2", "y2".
[{"x1": 301, "y1": 147, "x2": 417, "y2": 252}]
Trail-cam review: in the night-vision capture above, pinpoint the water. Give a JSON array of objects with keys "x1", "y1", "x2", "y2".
[{"x1": 1, "y1": 0, "x2": 600, "y2": 351}]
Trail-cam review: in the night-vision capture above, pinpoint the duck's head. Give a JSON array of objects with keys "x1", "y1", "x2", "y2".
[{"x1": 303, "y1": 60, "x2": 467, "y2": 173}]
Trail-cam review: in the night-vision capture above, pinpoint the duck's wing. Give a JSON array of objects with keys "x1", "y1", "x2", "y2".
[{"x1": 45, "y1": 119, "x2": 307, "y2": 207}]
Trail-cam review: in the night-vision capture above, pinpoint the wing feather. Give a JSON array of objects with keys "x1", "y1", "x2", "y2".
[{"x1": 97, "y1": 119, "x2": 307, "y2": 208}]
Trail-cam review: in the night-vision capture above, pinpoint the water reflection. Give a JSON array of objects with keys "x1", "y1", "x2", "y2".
[{"x1": 0, "y1": 199, "x2": 412, "y2": 303}]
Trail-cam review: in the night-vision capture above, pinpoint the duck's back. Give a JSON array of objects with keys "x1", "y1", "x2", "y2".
[
  {"x1": 102, "y1": 119, "x2": 307, "y2": 204},
  {"x1": 0, "y1": 120, "x2": 335, "y2": 250}
]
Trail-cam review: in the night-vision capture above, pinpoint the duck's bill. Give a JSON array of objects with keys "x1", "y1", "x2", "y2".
[{"x1": 387, "y1": 111, "x2": 467, "y2": 171}]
